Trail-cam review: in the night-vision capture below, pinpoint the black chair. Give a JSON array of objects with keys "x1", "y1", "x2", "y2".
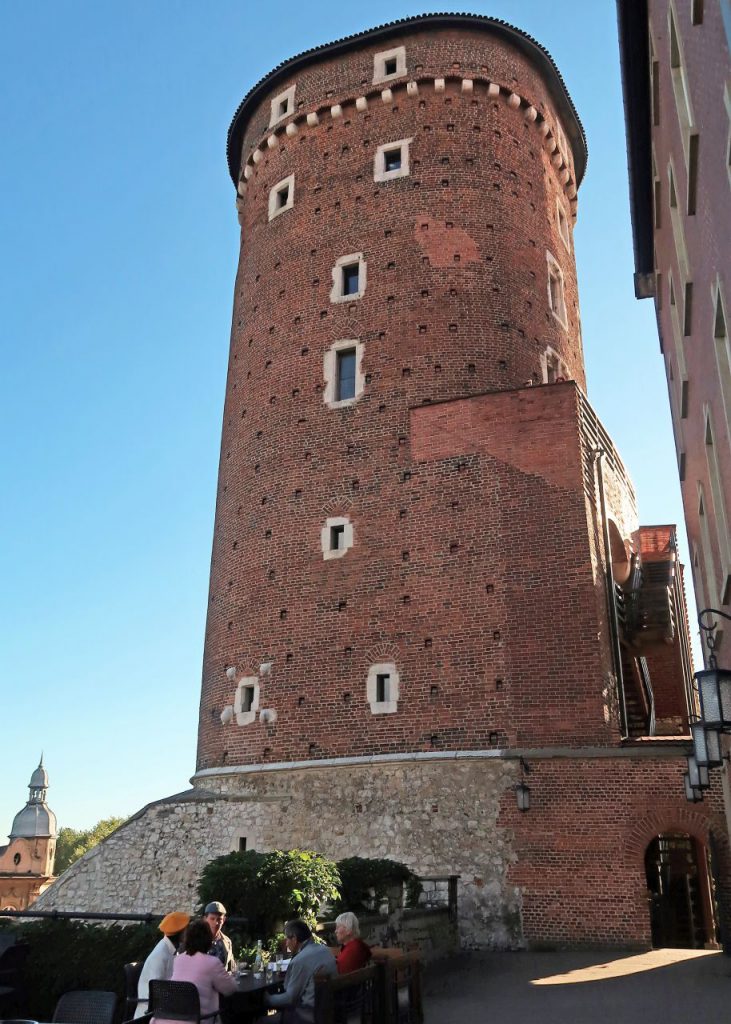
[
  {"x1": 314, "y1": 964, "x2": 380, "y2": 1024},
  {"x1": 123, "y1": 961, "x2": 144, "y2": 1018},
  {"x1": 52, "y1": 990, "x2": 117, "y2": 1024},
  {"x1": 0, "y1": 943, "x2": 30, "y2": 1016},
  {"x1": 148, "y1": 979, "x2": 217, "y2": 1023}
]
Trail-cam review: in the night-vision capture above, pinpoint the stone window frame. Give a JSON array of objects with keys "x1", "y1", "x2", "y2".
[
  {"x1": 323, "y1": 338, "x2": 365, "y2": 408},
  {"x1": 374, "y1": 137, "x2": 413, "y2": 183},
  {"x1": 268, "y1": 174, "x2": 295, "y2": 221},
  {"x1": 269, "y1": 85, "x2": 296, "y2": 128},
  {"x1": 321, "y1": 515, "x2": 354, "y2": 560},
  {"x1": 366, "y1": 661, "x2": 400, "y2": 714},
  {"x1": 724, "y1": 82, "x2": 731, "y2": 192},
  {"x1": 330, "y1": 252, "x2": 367, "y2": 303},
  {"x1": 703, "y1": 406, "x2": 731, "y2": 601},
  {"x1": 234, "y1": 675, "x2": 260, "y2": 726},
  {"x1": 668, "y1": 1, "x2": 695, "y2": 166},
  {"x1": 545, "y1": 251, "x2": 568, "y2": 329},
  {"x1": 373, "y1": 45, "x2": 406, "y2": 85},
  {"x1": 556, "y1": 198, "x2": 571, "y2": 252},
  {"x1": 541, "y1": 345, "x2": 568, "y2": 384}
]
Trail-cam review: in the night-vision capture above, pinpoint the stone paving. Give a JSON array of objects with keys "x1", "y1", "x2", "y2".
[{"x1": 423, "y1": 949, "x2": 730, "y2": 1024}]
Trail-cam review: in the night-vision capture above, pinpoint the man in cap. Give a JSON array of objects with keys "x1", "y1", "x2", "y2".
[
  {"x1": 135, "y1": 911, "x2": 190, "y2": 1016},
  {"x1": 204, "y1": 900, "x2": 235, "y2": 972}
]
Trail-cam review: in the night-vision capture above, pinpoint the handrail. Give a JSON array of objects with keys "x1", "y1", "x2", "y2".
[{"x1": 0, "y1": 909, "x2": 248, "y2": 925}]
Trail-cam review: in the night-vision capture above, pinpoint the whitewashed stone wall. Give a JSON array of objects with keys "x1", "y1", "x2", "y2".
[{"x1": 34, "y1": 759, "x2": 522, "y2": 948}]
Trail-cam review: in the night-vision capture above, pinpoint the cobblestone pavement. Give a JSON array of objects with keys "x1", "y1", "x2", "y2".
[{"x1": 423, "y1": 949, "x2": 730, "y2": 1024}]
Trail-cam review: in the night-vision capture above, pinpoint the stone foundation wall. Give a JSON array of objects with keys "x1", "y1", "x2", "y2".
[{"x1": 34, "y1": 759, "x2": 521, "y2": 949}]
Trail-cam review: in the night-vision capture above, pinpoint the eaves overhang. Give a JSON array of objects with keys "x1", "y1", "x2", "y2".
[
  {"x1": 226, "y1": 12, "x2": 588, "y2": 187},
  {"x1": 616, "y1": 0, "x2": 655, "y2": 295}
]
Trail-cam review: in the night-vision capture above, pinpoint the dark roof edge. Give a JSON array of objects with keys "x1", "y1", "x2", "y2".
[
  {"x1": 615, "y1": 0, "x2": 655, "y2": 293},
  {"x1": 226, "y1": 12, "x2": 588, "y2": 186}
]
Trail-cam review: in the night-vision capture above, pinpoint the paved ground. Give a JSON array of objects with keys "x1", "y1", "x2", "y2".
[{"x1": 423, "y1": 949, "x2": 730, "y2": 1024}]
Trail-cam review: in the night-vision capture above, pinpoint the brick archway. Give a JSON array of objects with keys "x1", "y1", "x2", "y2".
[{"x1": 624, "y1": 806, "x2": 729, "y2": 866}]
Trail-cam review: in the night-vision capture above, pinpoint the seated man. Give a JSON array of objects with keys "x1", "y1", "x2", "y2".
[
  {"x1": 135, "y1": 911, "x2": 190, "y2": 1017},
  {"x1": 204, "y1": 900, "x2": 235, "y2": 972},
  {"x1": 333, "y1": 912, "x2": 371, "y2": 974},
  {"x1": 264, "y1": 918, "x2": 337, "y2": 1024}
]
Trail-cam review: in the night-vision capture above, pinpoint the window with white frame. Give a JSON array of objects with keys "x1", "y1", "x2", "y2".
[
  {"x1": 269, "y1": 85, "x2": 296, "y2": 128},
  {"x1": 546, "y1": 252, "x2": 567, "y2": 328},
  {"x1": 725, "y1": 83, "x2": 731, "y2": 191},
  {"x1": 704, "y1": 408, "x2": 731, "y2": 600},
  {"x1": 366, "y1": 662, "x2": 400, "y2": 714},
  {"x1": 323, "y1": 338, "x2": 365, "y2": 408},
  {"x1": 556, "y1": 200, "x2": 571, "y2": 250},
  {"x1": 713, "y1": 281, "x2": 731, "y2": 437},
  {"x1": 234, "y1": 676, "x2": 260, "y2": 726},
  {"x1": 554, "y1": 120, "x2": 569, "y2": 165},
  {"x1": 268, "y1": 174, "x2": 295, "y2": 221},
  {"x1": 374, "y1": 138, "x2": 412, "y2": 182},
  {"x1": 330, "y1": 252, "x2": 367, "y2": 303},
  {"x1": 698, "y1": 488, "x2": 723, "y2": 610},
  {"x1": 541, "y1": 345, "x2": 568, "y2": 384},
  {"x1": 373, "y1": 46, "x2": 406, "y2": 84},
  {"x1": 321, "y1": 515, "x2": 354, "y2": 559},
  {"x1": 668, "y1": 4, "x2": 695, "y2": 163}
]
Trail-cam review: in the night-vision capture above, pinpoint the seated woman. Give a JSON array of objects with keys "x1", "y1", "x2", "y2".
[
  {"x1": 154, "y1": 918, "x2": 237, "y2": 1023},
  {"x1": 334, "y1": 912, "x2": 371, "y2": 974}
]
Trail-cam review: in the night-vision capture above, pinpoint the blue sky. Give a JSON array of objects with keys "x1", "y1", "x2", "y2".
[{"x1": 0, "y1": 1, "x2": 690, "y2": 838}]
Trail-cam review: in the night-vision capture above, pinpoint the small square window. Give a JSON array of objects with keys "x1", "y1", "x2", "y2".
[
  {"x1": 336, "y1": 349, "x2": 357, "y2": 401},
  {"x1": 374, "y1": 138, "x2": 412, "y2": 182},
  {"x1": 342, "y1": 264, "x2": 360, "y2": 296},
  {"x1": 238, "y1": 837, "x2": 247, "y2": 852},
  {"x1": 373, "y1": 46, "x2": 406, "y2": 84},
  {"x1": 268, "y1": 174, "x2": 295, "y2": 221},
  {"x1": 330, "y1": 524, "x2": 346, "y2": 550},
  {"x1": 241, "y1": 685, "x2": 256, "y2": 713},
  {"x1": 546, "y1": 252, "x2": 567, "y2": 328},
  {"x1": 269, "y1": 85, "x2": 296, "y2": 127},
  {"x1": 384, "y1": 148, "x2": 402, "y2": 172}
]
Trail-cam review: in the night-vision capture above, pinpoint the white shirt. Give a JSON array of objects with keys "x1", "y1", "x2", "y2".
[{"x1": 135, "y1": 935, "x2": 177, "y2": 1017}]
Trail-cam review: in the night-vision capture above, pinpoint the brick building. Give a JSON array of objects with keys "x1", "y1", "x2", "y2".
[
  {"x1": 34, "y1": 14, "x2": 731, "y2": 949},
  {"x1": 617, "y1": 2, "x2": 731, "y2": 630}
]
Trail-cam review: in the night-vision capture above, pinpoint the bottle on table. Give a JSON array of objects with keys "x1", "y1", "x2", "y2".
[{"x1": 253, "y1": 939, "x2": 263, "y2": 976}]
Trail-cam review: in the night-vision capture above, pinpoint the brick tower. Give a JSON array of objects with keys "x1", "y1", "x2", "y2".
[{"x1": 195, "y1": 15, "x2": 731, "y2": 947}]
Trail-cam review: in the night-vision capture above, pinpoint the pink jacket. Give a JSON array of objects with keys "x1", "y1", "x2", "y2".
[{"x1": 153, "y1": 952, "x2": 238, "y2": 1023}]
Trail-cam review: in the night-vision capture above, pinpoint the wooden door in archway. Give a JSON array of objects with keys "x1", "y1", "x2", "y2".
[{"x1": 645, "y1": 833, "x2": 716, "y2": 948}]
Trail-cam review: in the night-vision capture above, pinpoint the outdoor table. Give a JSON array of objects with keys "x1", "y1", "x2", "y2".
[{"x1": 221, "y1": 971, "x2": 283, "y2": 1024}]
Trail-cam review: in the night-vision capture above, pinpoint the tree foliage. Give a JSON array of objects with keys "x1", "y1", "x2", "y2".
[
  {"x1": 54, "y1": 817, "x2": 126, "y2": 874},
  {"x1": 333, "y1": 856, "x2": 422, "y2": 915},
  {"x1": 197, "y1": 849, "x2": 341, "y2": 939}
]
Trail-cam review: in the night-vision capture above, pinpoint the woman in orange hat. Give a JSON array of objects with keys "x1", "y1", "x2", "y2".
[{"x1": 135, "y1": 911, "x2": 191, "y2": 1017}]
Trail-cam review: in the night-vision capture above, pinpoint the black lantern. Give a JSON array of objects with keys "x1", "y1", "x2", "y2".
[
  {"x1": 516, "y1": 756, "x2": 531, "y2": 811},
  {"x1": 687, "y1": 754, "x2": 710, "y2": 790},
  {"x1": 684, "y1": 772, "x2": 703, "y2": 803},
  {"x1": 696, "y1": 667, "x2": 731, "y2": 732},
  {"x1": 690, "y1": 719, "x2": 723, "y2": 768},
  {"x1": 515, "y1": 781, "x2": 531, "y2": 812}
]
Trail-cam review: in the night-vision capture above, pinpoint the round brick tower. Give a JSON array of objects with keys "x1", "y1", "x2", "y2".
[
  {"x1": 191, "y1": 15, "x2": 718, "y2": 950},
  {"x1": 198, "y1": 15, "x2": 588, "y2": 771}
]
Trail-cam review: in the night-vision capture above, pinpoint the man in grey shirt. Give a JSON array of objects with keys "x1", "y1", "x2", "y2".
[{"x1": 264, "y1": 919, "x2": 337, "y2": 1024}]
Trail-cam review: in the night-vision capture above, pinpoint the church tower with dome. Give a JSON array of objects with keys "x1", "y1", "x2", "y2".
[{"x1": 0, "y1": 758, "x2": 57, "y2": 910}]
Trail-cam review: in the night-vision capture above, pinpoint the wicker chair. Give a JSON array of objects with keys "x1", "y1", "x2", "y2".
[
  {"x1": 148, "y1": 979, "x2": 218, "y2": 1023},
  {"x1": 52, "y1": 990, "x2": 117, "y2": 1024}
]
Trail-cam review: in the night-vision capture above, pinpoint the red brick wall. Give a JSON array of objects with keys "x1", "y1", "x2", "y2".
[
  {"x1": 647, "y1": 0, "x2": 731, "y2": 613},
  {"x1": 503, "y1": 756, "x2": 731, "y2": 947},
  {"x1": 199, "y1": 27, "x2": 588, "y2": 771}
]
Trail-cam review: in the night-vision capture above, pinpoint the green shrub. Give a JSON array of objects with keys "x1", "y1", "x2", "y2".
[
  {"x1": 197, "y1": 848, "x2": 341, "y2": 940},
  {"x1": 333, "y1": 857, "x2": 422, "y2": 915},
  {"x1": 0, "y1": 919, "x2": 158, "y2": 1021}
]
